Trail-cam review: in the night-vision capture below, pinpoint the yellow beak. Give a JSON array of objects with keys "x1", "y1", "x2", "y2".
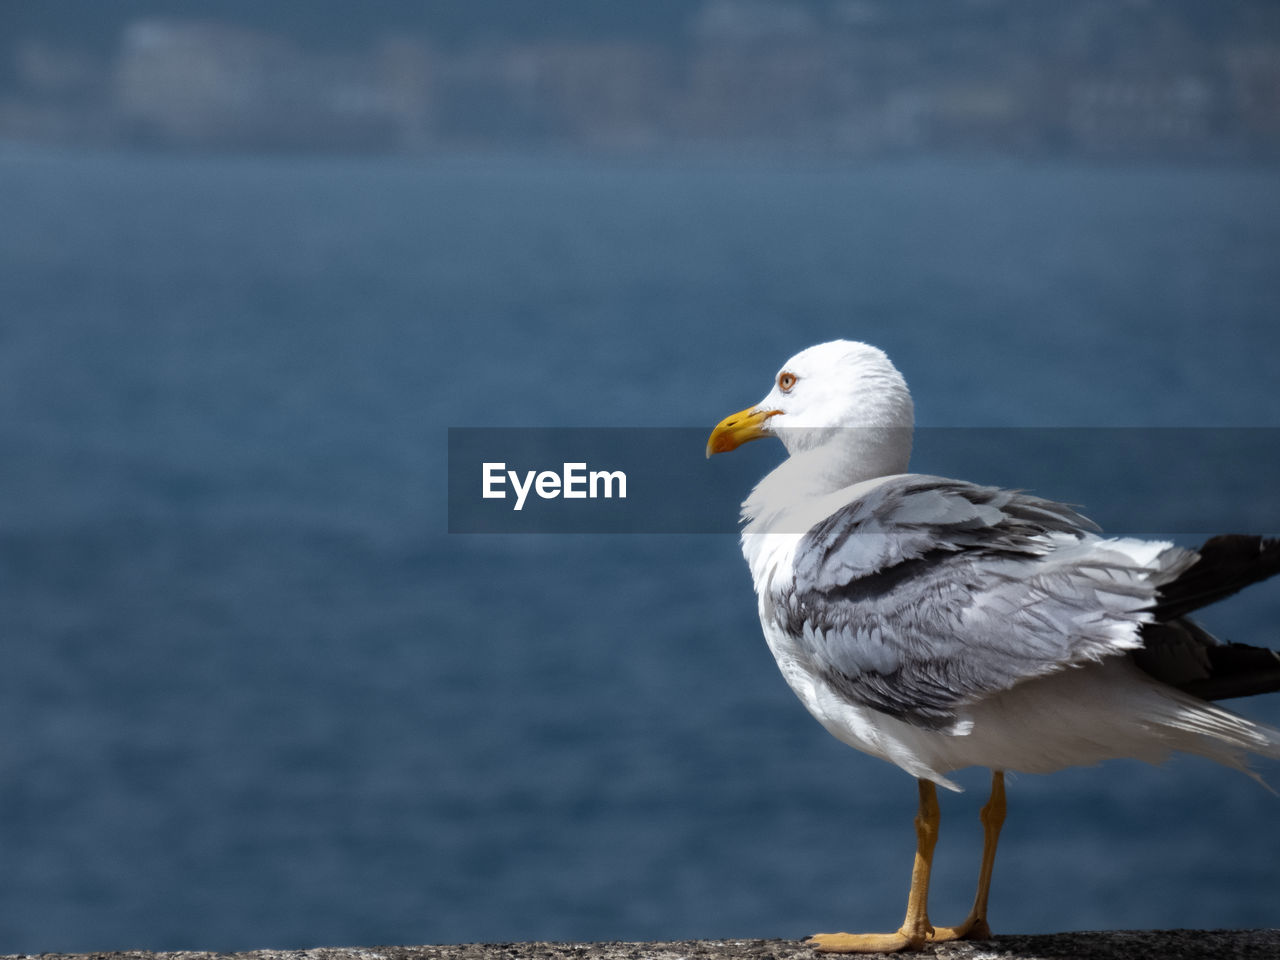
[{"x1": 706, "y1": 406, "x2": 781, "y2": 458}]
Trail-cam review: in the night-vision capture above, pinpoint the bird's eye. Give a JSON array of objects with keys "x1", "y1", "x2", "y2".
[{"x1": 778, "y1": 372, "x2": 797, "y2": 393}]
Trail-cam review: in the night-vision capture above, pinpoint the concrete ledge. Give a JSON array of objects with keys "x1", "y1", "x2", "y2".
[{"x1": 6, "y1": 931, "x2": 1279, "y2": 960}]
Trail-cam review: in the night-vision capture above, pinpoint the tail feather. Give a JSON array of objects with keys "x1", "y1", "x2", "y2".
[
  {"x1": 1159, "y1": 687, "x2": 1280, "y2": 791},
  {"x1": 1168, "y1": 698, "x2": 1280, "y2": 760}
]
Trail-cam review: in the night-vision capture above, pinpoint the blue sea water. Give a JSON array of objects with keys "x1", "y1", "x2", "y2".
[{"x1": 1, "y1": 147, "x2": 1279, "y2": 953}]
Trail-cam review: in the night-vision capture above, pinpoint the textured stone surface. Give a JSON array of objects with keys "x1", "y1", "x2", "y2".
[{"x1": 6, "y1": 931, "x2": 1280, "y2": 960}]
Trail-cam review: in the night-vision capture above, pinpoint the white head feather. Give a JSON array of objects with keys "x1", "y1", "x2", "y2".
[
  {"x1": 755, "y1": 340, "x2": 914, "y2": 459},
  {"x1": 717, "y1": 339, "x2": 916, "y2": 558}
]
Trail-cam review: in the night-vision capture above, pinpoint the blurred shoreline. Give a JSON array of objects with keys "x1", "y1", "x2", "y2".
[{"x1": 3, "y1": 1, "x2": 1279, "y2": 163}]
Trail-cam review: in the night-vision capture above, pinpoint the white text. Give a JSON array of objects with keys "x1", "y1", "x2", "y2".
[{"x1": 482, "y1": 462, "x2": 627, "y2": 511}]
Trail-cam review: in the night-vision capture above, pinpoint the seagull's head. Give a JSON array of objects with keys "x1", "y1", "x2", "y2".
[{"x1": 707, "y1": 340, "x2": 914, "y2": 461}]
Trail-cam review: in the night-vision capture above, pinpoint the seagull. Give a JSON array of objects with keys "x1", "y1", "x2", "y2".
[{"x1": 706, "y1": 340, "x2": 1280, "y2": 953}]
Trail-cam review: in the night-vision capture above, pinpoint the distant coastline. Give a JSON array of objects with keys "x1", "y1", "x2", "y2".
[{"x1": 2, "y1": 1, "x2": 1279, "y2": 161}]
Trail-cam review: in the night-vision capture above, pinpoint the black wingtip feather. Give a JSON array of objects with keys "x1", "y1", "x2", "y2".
[
  {"x1": 1178, "y1": 642, "x2": 1280, "y2": 701},
  {"x1": 1154, "y1": 535, "x2": 1280, "y2": 622}
]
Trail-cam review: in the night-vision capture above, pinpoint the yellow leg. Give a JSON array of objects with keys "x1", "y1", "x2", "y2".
[
  {"x1": 808, "y1": 778, "x2": 941, "y2": 953},
  {"x1": 934, "y1": 770, "x2": 1005, "y2": 943}
]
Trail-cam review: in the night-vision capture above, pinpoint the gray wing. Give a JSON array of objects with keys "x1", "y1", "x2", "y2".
[{"x1": 775, "y1": 475, "x2": 1195, "y2": 732}]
